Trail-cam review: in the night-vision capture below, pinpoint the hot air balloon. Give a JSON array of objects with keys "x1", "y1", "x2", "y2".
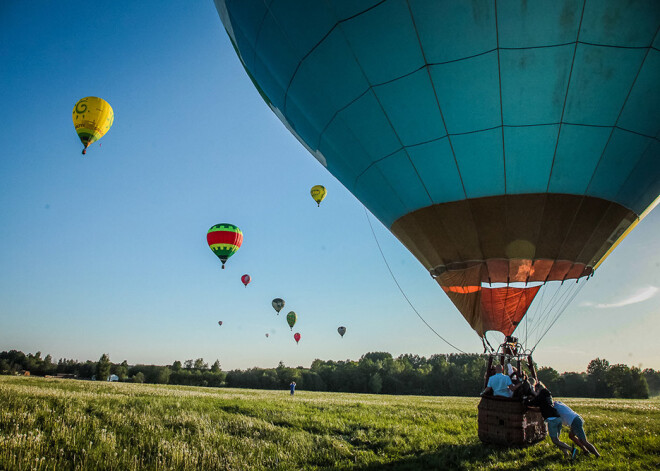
[
  {"x1": 241, "y1": 274, "x2": 251, "y2": 287},
  {"x1": 294, "y1": 332, "x2": 301, "y2": 344},
  {"x1": 72, "y1": 97, "x2": 114, "y2": 155},
  {"x1": 207, "y1": 224, "x2": 242, "y2": 269},
  {"x1": 217, "y1": 1, "x2": 660, "y2": 446},
  {"x1": 216, "y1": 0, "x2": 659, "y2": 350},
  {"x1": 218, "y1": 321, "x2": 223, "y2": 326},
  {"x1": 337, "y1": 326, "x2": 346, "y2": 338},
  {"x1": 265, "y1": 333, "x2": 269, "y2": 338},
  {"x1": 310, "y1": 185, "x2": 327, "y2": 207},
  {"x1": 272, "y1": 298, "x2": 285, "y2": 315},
  {"x1": 286, "y1": 311, "x2": 297, "y2": 330}
]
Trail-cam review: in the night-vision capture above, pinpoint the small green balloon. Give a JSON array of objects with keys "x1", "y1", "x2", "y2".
[{"x1": 286, "y1": 311, "x2": 297, "y2": 330}]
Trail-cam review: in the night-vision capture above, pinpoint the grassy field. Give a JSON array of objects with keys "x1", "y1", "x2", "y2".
[{"x1": 0, "y1": 377, "x2": 658, "y2": 470}]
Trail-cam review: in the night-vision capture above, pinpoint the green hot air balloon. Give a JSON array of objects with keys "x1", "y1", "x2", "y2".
[{"x1": 286, "y1": 311, "x2": 297, "y2": 331}]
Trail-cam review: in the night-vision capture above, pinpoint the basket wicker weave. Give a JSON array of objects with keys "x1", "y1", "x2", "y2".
[{"x1": 477, "y1": 395, "x2": 547, "y2": 446}]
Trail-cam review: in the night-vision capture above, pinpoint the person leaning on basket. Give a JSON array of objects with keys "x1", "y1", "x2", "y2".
[
  {"x1": 480, "y1": 364, "x2": 523, "y2": 398},
  {"x1": 553, "y1": 400, "x2": 601, "y2": 458},
  {"x1": 526, "y1": 379, "x2": 576, "y2": 460}
]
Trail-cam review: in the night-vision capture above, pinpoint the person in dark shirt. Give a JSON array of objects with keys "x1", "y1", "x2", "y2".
[{"x1": 527, "y1": 379, "x2": 575, "y2": 459}]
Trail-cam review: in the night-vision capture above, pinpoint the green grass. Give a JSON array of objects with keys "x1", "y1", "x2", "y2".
[{"x1": 0, "y1": 377, "x2": 658, "y2": 470}]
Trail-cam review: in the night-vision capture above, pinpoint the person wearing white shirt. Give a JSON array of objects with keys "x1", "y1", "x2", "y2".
[{"x1": 553, "y1": 400, "x2": 601, "y2": 458}]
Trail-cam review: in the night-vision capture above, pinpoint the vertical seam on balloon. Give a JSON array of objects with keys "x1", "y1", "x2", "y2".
[
  {"x1": 583, "y1": 24, "x2": 660, "y2": 198},
  {"x1": 545, "y1": 0, "x2": 587, "y2": 193},
  {"x1": 543, "y1": 2, "x2": 590, "y2": 275},
  {"x1": 249, "y1": 1, "x2": 272, "y2": 72},
  {"x1": 586, "y1": 24, "x2": 660, "y2": 210},
  {"x1": 494, "y1": 0, "x2": 506, "y2": 194},
  {"x1": 406, "y1": 1, "x2": 467, "y2": 201},
  {"x1": 405, "y1": 0, "x2": 487, "y2": 265}
]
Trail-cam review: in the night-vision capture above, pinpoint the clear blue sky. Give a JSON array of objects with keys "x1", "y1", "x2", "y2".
[{"x1": 1, "y1": 1, "x2": 658, "y2": 373}]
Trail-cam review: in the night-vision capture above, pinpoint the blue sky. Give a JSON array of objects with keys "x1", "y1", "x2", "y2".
[{"x1": 1, "y1": 1, "x2": 658, "y2": 373}]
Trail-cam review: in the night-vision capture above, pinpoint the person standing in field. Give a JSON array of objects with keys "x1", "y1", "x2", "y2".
[
  {"x1": 526, "y1": 380, "x2": 575, "y2": 460},
  {"x1": 553, "y1": 400, "x2": 601, "y2": 458},
  {"x1": 289, "y1": 381, "x2": 296, "y2": 396}
]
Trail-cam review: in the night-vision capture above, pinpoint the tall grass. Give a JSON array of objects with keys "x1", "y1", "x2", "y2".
[{"x1": 0, "y1": 376, "x2": 658, "y2": 469}]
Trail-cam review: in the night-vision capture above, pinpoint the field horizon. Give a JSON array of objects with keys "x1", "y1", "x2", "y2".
[{"x1": 1, "y1": 376, "x2": 658, "y2": 470}]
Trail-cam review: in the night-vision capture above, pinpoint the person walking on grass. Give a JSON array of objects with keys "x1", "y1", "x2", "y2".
[
  {"x1": 553, "y1": 400, "x2": 601, "y2": 458},
  {"x1": 289, "y1": 381, "x2": 296, "y2": 396},
  {"x1": 526, "y1": 379, "x2": 575, "y2": 460}
]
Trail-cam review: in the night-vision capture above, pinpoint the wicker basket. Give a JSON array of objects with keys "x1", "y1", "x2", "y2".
[{"x1": 477, "y1": 395, "x2": 547, "y2": 446}]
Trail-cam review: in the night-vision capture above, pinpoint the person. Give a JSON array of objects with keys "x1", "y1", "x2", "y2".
[
  {"x1": 481, "y1": 364, "x2": 522, "y2": 398},
  {"x1": 526, "y1": 379, "x2": 574, "y2": 459},
  {"x1": 553, "y1": 400, "x2": 601, "y2": 457},
  {"x1": 289, "y1": 381, "x2": 296, "y2": 396}
]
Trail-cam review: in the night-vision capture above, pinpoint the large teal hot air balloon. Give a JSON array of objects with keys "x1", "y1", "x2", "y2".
[{"x1": 215, "y1": 1, "x2": 660, "y2": 343}]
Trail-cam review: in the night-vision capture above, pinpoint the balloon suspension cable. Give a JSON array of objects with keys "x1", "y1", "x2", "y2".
[
  {"x1": 363, "y1": 207, "x2": 467, "y2": 354},
  {"x1": 530, "y1": 277, "x2": 589, "y2": 354}
]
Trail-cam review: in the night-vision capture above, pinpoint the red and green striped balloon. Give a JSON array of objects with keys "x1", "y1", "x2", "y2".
[{"x1": 207, "y1": 223, "x2": 242, "y2": 269}]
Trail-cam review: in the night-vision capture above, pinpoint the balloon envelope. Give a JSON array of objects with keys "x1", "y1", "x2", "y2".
[
  {"x1": 272, "y1": 298, "x2": 285, "y2": 314},
  {"x1": 241, "y1": 274, "x2": 251, "y2": 286},
  {"x1": 310, "y1": 185, "x2": 327, "y2": 206},
  {"x1": 216, "y1": 1, "x2": 660, "y2": 339},
  {"x1": 294, "y1": 332, "x2": 301, "y2": 344},
  {"x1": 72, "y1": 97, "x2": 114, "y2": 154},
  {"x1": 265, "y1": 333, "x2": 269, "y2": 338},
  {"x1": 218, "y1": 321, "x2": 223, "y2": 326},
  {"x1": 207, "y1": 223, "x2": 242, "y2": 269},
  {"x1": 337, "y1": 326, "x2": 346, "y2": 338},
  {"x1": 286, "y1": 311, "x2": 297, "y2": 330}
]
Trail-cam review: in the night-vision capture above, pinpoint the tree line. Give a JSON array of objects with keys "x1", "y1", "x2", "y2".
[{"x1": 1, "y1": 349, "x2": 657, "y2": 399}]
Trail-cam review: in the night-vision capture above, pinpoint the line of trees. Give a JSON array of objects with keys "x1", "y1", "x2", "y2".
[{"x1": 1, "y1": 349, "x2": 657, "y2": 399}]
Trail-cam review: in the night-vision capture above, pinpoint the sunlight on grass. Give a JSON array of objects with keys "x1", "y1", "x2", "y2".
[{"x1": 0, "y1": 377, "x2": 658, "y2": 470}]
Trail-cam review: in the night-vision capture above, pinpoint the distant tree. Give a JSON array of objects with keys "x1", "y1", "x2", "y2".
[
  {"x1": 607, "y1": 364, "x2": 632, "y2": 398},
  {"x1": 194, "y1": 358, "x2": 208, "y2": 370},
  {"x1": 538, "y1": 367, "x2": 562, "y2": 394},
  {"x1": 172, "y1": 360, "x2": 182, "y2": 371},
  {"x1": 587, "y1": 358, "x2": 611, "y2": 397},
  {"x1": 211, "y1": 360, "x2": 221, "y2": 373},
  {"x1": 184, "y1": 359, "x2": 194, "y2": 370},
  {"x1": 368, "y1": 373, "x2": 383, "y2": 394},
  {"x1": 643, "y1": 369, "x2": 660, "y2": 396},
  {"x1": 629, "y1": 367, "x2": 649, "y2": 399},
  {"x1": 117, "y1": 360, "x2": 129, "y2": 381},
  {"x1": 96, "y1": 354, "x2": 111, "y2": 381},
  {"x1": 133, "y1": 372, "x2": 145, "y2": 383},
  {"x1": 157, "y1": 367, "x2": 171, "y2": 384}
]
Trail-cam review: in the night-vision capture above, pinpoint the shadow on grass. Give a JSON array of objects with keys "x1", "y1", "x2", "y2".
[{"x1": 356, "y1": 442, "x2": 560, "y2": 471}]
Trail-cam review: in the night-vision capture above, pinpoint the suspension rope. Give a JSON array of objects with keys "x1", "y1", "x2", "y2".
[
  {"x1": 531, "y1": 278, "x2": 589, "y2": 352},
  {"x1": 363, "y1": 207, "x2": 467, "y2": 354}
]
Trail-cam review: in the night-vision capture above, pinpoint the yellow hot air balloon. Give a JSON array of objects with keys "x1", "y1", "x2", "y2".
[
  {"x1": 310, "y1": 185, "x2": 326, "y2": 207},
  {"x1": 72, "y1": 97, "x2": 114, "y2": 155}
]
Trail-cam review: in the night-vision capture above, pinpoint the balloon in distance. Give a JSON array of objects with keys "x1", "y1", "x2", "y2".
[
  {"x1": 207, "y1": 223, "x2": 242, "y2": 269},
  {"x1": 72, "y1": 97, "x2": 114, "y2": 155}
]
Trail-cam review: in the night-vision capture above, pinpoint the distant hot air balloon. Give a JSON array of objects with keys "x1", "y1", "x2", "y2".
[
  {"x1": 310, "y1": 185, "x2": 327, "y2": 207},
  {"x1": 241, "y1": 274, "x2": 251, "y2": 287},
  {"x1": 286, "y1": 311, "x2": 297, "y2": 330},
  {"x1": 265, "y1": 333, "x2": 269, "y2": 338},
  {"x1": 216, "y1": 1, "x2": 660, "y2": 350},
  {"x1": 218, "y1": 321, "x2": 223, "y2": 326},
  {"x1": 72, "y1": 97, "x2": 114, "y2": 155},
  {"x1": 272, "y1": 298, "x2": 285, "y2": 315},
  {"x1": 337, "y1": 326, "x2": 346, "y2": 338},
  {"x1": 207, "y1": 224, "x2": 242, "y2": 269},
  {"x1": 294, "y1": 332, "x2": 301, "y2": 344}
]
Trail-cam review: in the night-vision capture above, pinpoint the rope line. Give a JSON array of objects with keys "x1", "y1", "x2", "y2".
[{"x1": 363, "y1": 207, "x2": 467, "y2": 354}]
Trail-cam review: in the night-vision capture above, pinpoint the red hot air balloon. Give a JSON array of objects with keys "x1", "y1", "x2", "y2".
[
  {"x1": 294, "y1": 332, "x2": 301, "y2": 344},
  {"x1": 241, "y1": 274, "x2": 251, "y2": 287}
]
